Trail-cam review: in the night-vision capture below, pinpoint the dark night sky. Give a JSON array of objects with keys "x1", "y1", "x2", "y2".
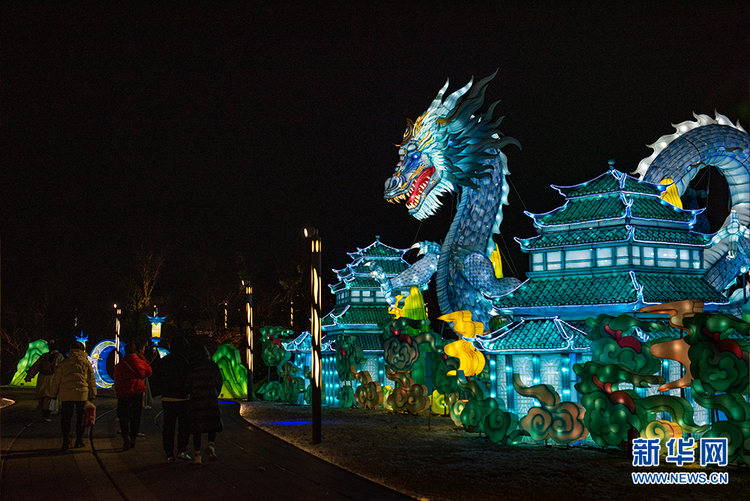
[{"x1": 1, "y1": 3, "x2": 748, "y2": 329}]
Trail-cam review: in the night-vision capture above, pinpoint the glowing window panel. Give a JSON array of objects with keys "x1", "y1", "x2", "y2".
[
  {"x1": 657, "y1": 247, "x2": 677, "y2": 268},
  {"x1": 678, "y1": 249, "x2": 690, "y2": 268},
  {"x1": 596, "y1": 247, "x2": 612, "y2": 267},
  {"x1": 565, "y1": 249, "x2": 592, "y2": 269},
  {"x1": 547, "y1": 250, "x2": 562, "y2": 271},
  {"x1": 632, "y1": 246, "x2": 641, "y2": 265},
  {"x1": 531, "y1": 253, "x2": 544, "y2": 272},
  {"x1": 616, "y1": 246, "x2": 628, "y2": 265},
  {"x1": 643, "y1": 247, "x2": 654, "y2": 266}
]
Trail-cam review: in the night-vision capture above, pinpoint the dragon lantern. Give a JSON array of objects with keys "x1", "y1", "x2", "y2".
[{"x1": 383, "y1": 71, "x2": 521, "y2": 328}]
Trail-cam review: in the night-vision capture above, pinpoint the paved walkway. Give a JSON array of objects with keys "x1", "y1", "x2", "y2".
[{"x1": 0, "y1": 386, "x2": 414, "y2": 501}]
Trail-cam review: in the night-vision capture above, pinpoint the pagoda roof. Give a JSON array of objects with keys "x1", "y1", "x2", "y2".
[
  {"x1": 491, "y1": 271, "x2": 727, "y2": 309},
  {"x1": 346, "y1": 238, "x2": 407, "y2": 259},
  {"x1": 330, "y1": 238, "x2": 411, "y2": 292},
  {"x1": 350, "y1": 259, "x2": 408, "y2": 275},
  {"x1": 282, "y1": 331, "x2": 312, "y2": 352},
  {"x1": 552, "y1": 168, "x2": 665, "y2": 198},
  {"x1": 529, "y1": 192, "x2": 702, "y2": 227},
  {"x1": 476, "y1": 317, "x2": 590, "y2": 353},
  {"x1": 322, "y1": 306, "x2": 348, "y2": 326},
  {"x1": 322, "y1": 305, "x2": 392, "y2": 329},
  {"x1": 519, "y1": 227, "x2": 630, "y2": 249},
  {"x1": 518, "y1": 226, "x2": 712, "y2": 250},
  {"x1": 633, "y1": 227, "x2": 712, "y2": 246},
  {"x1": 329, "y1": 277, "x2": 383, "y2": 294}
]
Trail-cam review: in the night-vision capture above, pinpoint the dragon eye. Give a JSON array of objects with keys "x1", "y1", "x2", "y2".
[
  {"x1": 411, "y1": 153, "x2": 419, "y2": 160},
  {"x1": 405, "y1": 142, "x2": 417, "y2": 152}
]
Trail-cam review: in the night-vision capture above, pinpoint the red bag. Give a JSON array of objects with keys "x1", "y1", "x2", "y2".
[{"x1": 82, "y1": 401, "x2": 96, "y2": 428}]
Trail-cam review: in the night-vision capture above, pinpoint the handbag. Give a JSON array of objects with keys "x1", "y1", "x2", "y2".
[{"x1": 82, "y1": 400, "x2": 96, "y2": 428}]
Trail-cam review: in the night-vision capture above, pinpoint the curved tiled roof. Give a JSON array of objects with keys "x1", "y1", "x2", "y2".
[
  {"x1": 633, "y1": 228, "x2": 712, "y2": 246},
  {"x1": 534, "y1": 194, "x2": 625, "y2": 225},
  {"x1": 636, "y1": 273, "x2": 727, "y2": 304},
  {"x1": 492, "y1": 272, "x2": 727, "y2": 308},
  {"x1": 350, "y1": 259, "x2": 408, "y2": 275},
  {"x1": 322, "y1": 305, "x2": 392, "y2": 328},
  {"x1": 477, "y1": 318, "x2": 589, "y2": 352},
  {"x1": 493, "y1": 273, "x2": 638, "y2": 308},
  {"x1": 347, "y1": 239, "x2": 406, "y2": 259},
  {"x1": 519, "y1": 226, "x2": 711, "y2": 250},
  {"x1": 519, "y1": 227, "x2": 630, "y2": 249},
  {"x1": 555, "y1": 169, "x2": 663, "y2": 198},
  {"x1": 630, "y1": 196, "x2": 696, "y2": 222},
  {"x1": 533, "y1": 193, "x2": 698, "y2": 226}
]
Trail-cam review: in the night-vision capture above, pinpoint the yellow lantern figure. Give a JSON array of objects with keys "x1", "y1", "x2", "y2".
[
  {"x1": 490, "y1": 243, "x2": 504, "y2": 279},
  {"x1": 659, "y1": 178, "x2": 683, "y2": 209},
  {"x1": 439, "y1": 310, "x2": 486, "y2": 377}
]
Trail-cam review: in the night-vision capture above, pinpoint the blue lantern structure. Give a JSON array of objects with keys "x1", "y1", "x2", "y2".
[
  {"x1": 147, "y1": 309, "x2": 167, "y2": 346},
  {"x1": 90, "y1": 340, "x2": 125, "y2": 388},
  {"x1": 75, "y1": 331, "x2": 88, "y2": 349}
]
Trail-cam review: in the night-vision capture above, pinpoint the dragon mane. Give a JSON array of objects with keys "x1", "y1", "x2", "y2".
[{"x1": 410, "y1": 71, "x2": 521, "y2": 189}]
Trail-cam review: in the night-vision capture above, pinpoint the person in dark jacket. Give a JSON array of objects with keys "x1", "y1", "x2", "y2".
[
  {"x1": 114, "y1": 339, "x2": 152, "y2": 451},
  {"x1": 187, "y1": 344, "x2": 223, "y2": 465},
  {"x1": 150, "y1": 336, "x2": 192, "y2": 462}
]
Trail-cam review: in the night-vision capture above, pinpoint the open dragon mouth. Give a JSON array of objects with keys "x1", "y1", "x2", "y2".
[{"x1": 386, "y1": 166, "x2": 435, "y2": 209}]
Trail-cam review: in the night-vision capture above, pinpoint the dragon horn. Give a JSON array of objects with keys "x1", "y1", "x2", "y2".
[
  {"x1": 429, "y1": 79, "x2": 450, "y2": 109},
  {"x1": 442, "y1": 76, "x2": 474, "y2": 111}
]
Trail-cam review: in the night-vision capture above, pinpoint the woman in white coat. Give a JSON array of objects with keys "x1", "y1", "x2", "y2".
[
  {"x1": 25, "y1": 341, "x2": 65, "y2": 421},
  {"x1": 50, "y1": 341, "x2": 97, "y2": 450}
]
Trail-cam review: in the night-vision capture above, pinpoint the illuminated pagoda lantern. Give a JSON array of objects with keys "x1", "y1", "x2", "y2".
[
  {"x1": 318, "y1": 237, "x2": 422, "y2": 404},
  {"x1": 147, "y1": 309, "x2": 167, "y2": 346},
  {"x1": 76, "y1": 331, "x2": 88, "y2": 350},
  {"x1": 480, "y1": 162, "x2": 729, "y2": 419}
]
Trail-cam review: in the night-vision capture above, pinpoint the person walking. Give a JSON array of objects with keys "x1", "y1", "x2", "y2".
[
  {"x1": 150, "y1": 337, "x2": 192, "y2": 462},
  {"x1": 187, "y1": 344, "x2": 223, "y2": 465},
  {"x1": 114, "y1": 339, "x2": 152, "y2": 451},
  {"x1": 50, "y1": 341, "x2": 97, "y2": 451},
  {"x1": 142, "y1": 342, "x2": 159, "y2": 409},
  {"x1": 25, "y1": 341, "x2": 64, "y2": 421}
]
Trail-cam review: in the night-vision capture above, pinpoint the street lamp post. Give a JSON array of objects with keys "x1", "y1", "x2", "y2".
[
  {"x1": 305, "y1": 227, "x2": 322, "y2": 444},
  {"x1": 244, "y1": 281, "x2": 254, "y2": 401},
  {"x1": 114, "y1": 304, "x2": 122, "y2": 365}
]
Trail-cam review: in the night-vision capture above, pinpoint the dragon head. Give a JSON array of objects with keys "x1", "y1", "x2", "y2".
[{"x1": 384, "y1": 71, "x2": 520, "y2": 220}]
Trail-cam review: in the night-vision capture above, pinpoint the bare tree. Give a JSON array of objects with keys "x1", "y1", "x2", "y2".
[
  {"x1": 126, "y1": 244, "x2": 166, "y2": 319},
  {"x1": 1, "y1": 295, "x2": 52, "y2": 370}
]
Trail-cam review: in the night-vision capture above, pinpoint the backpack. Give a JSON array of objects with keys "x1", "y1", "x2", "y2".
[{"x1": 40, "y1": 352, "x2": 58, "y2": 376}]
